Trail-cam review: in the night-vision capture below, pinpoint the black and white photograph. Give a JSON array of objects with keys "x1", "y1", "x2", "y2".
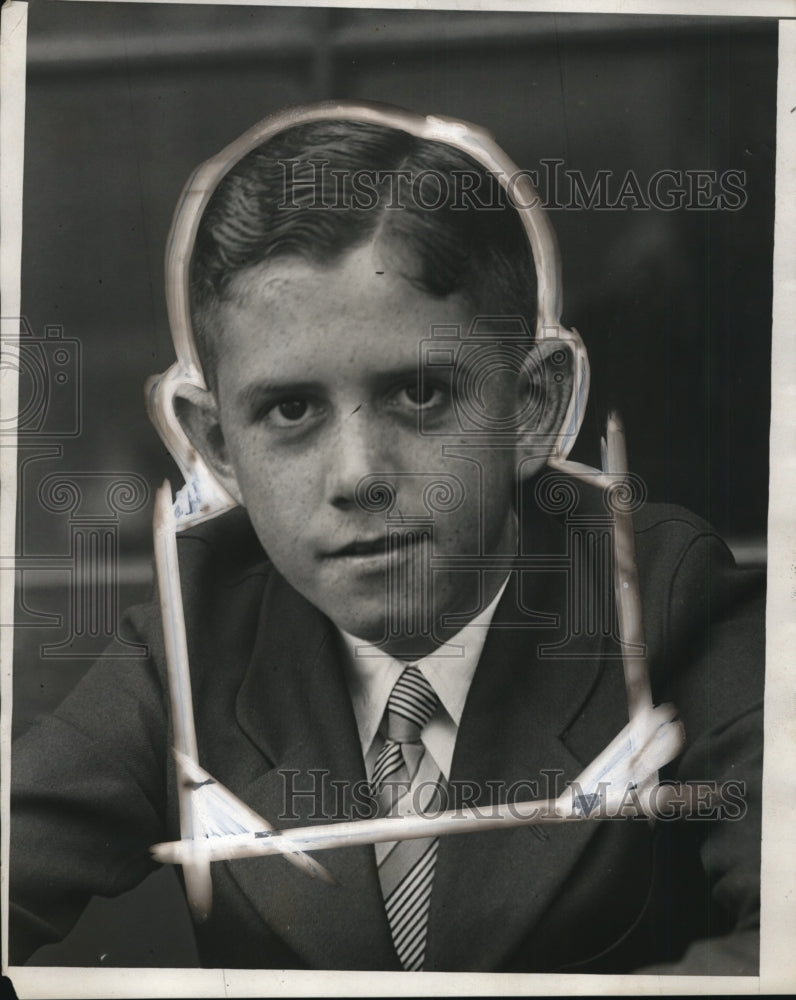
[{"x1": 1, "y1": 2, "x2": 793, "y2": 995}]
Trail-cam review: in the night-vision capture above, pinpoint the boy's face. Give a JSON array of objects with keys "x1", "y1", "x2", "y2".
[{"x1": 186, "y1": 244, "x2": 555, "y2": 655}]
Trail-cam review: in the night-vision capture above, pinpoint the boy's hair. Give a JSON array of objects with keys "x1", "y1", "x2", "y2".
[{"x1": 190, "y1": 119, "x2": 537, "y2": 390}]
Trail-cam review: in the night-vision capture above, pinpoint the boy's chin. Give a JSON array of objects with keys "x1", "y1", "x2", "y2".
[{"x1": 327, "y1": 606, "x2": 453, "y2": 661}]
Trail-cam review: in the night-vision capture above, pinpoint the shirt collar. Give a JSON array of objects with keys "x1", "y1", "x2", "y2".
[{"x1": 339, "y1": 576, "x2": 510, "y2": 758}]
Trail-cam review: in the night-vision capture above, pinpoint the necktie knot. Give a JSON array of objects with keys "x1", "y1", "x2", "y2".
[{"x1": 386, "y1": 666, "x2": 438, "y2": 744}]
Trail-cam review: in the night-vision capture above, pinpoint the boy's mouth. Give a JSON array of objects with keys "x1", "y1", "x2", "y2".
[{"x1": 324, "y1": 534, "x2": 417, "y2": 559}]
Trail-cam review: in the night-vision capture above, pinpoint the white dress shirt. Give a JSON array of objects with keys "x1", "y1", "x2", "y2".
[{"x1": 339, "y1": 577, "x2": 510, "y2": 782}]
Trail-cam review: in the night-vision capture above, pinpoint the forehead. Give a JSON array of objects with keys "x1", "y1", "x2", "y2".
[{"x1": 214, "y1": 245, "x2": 475, "y2": 385}]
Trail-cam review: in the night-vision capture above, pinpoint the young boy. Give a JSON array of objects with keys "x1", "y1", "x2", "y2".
[{"x1": 10, "y1": 105, "x2": 765, "y2": 974}]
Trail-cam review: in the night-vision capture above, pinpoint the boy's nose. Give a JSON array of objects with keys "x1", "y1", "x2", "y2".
[{"x1": 325, "y1": 408, "x2": 391, "y2": 510}]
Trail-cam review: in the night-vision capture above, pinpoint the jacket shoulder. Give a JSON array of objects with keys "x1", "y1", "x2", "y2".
[
  {"x1": 126, "y1": 507, "x2": 273, "y2": 685},
  {"x1": 178, "y1": 506, "x2": 270, "y2": 580}
]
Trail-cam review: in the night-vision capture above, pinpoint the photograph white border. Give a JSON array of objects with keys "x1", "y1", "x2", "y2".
[{"x1": 2, "y1": 2, "x2": 793, "y2": 995}]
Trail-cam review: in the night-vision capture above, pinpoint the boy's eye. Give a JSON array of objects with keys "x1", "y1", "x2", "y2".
[
  {"x1": 265, "y1": 398, "x2": 312, "y2": 427},
  {"x1": 397, "y1": 381, "x2": 444, "y2": 409},
  {"x1": 277, "y1": 399, "x2": 308, "y2": 421},
  {"x1": 404, "y1": 383, "x2": 434, "y2": 406}
]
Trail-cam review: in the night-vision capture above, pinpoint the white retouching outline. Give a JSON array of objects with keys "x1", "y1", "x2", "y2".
[{"x1": 146, "y1": 102, "x2": 670, "y2": 917}]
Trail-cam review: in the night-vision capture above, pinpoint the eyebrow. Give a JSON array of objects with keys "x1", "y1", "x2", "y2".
[
  {"x1": 234, "y1": 365, "x2": 434, "y2": 411},
  {"x1": 235, "y1": 379, "x2": 323, "y2": 412}
]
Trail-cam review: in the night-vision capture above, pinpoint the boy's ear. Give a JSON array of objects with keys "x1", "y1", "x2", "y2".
[
  {"x1": 172, "y1": 383, "x2": 244, "y2": 505},
  {"x1": 516, "y1": 337, "x2": 576, "y2": 479}
]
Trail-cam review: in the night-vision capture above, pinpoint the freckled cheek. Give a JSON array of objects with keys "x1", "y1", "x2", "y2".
[
  {"x1": 215, "y1": 422, "x2": 305, "y2": 564},
  {"x1": 243, "y1": 497, "x2": 315, "y2": 585},
  {"x1": 426, "y1": 500, "x2": 482, "y2": 557},
  {"x1": 242, "y1": 467, "x2": 316, "y2": 526},
  {"x1": 228, "y1": 430, "x2": 320, "y2": 502},
  {"x1": 448, "y1": 461, "x2": 515, "y2": 549}
]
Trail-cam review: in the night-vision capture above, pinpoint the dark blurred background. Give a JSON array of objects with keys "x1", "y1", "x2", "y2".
[{"x1": 11, "y1": 2, "x2": 776, "y2": 967}]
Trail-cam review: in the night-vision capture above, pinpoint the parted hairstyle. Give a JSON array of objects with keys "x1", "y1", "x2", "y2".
[{"x1": 189, "y1": 119, "x2": 537, "y2": 390}]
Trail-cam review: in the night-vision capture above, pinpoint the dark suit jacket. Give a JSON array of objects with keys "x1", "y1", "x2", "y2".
[{"x1": 10, "y1": 482, "x2": 764, "y2": 973}]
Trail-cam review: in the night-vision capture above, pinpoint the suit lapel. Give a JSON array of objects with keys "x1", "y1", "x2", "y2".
[
  {"x1": 226, "y1": 572, "x2": 400, "y2": 970},
  {"x1": 427, "y1": 499, "x2": 612, "y2": 971}
]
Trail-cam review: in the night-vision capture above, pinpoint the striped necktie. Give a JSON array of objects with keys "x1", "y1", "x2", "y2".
[{"x1": 370, "y1": 666, "x2": 445, "y2": 971}]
